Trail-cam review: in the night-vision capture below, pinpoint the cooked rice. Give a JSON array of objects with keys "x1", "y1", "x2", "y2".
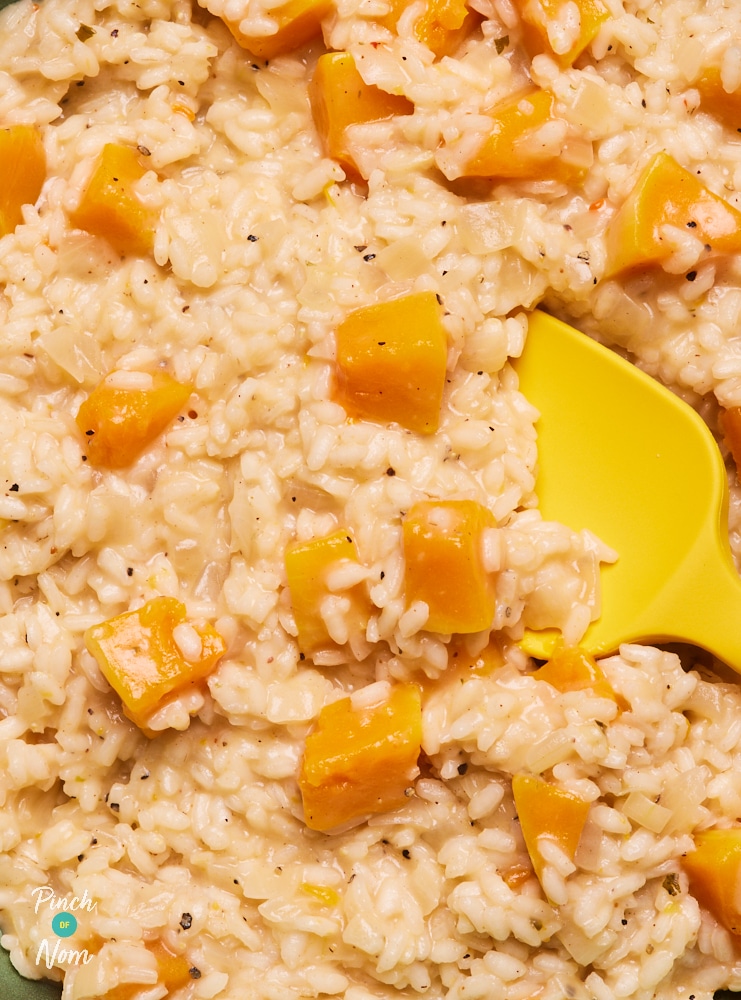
[{"x1": 2, "y1": 0, "x2": 741, "y2": 998}]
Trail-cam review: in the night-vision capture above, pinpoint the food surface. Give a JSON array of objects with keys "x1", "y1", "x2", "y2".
[{"x1": 3, "y1": 0, "x2": 741, "y2": 998}]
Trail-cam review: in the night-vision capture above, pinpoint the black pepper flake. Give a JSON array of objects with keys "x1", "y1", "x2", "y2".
[
  {"x1": 189, "y1": 968, "x2": 202, "y2": 980},
  {"x1": 494, "y1": 35, "x2": 508, "y2": 54},
  {"x1": 457, "y1": 762, "x2": 468, "y2": 775},
  {"x1": 436, "y1": 293, "x2": 443, "y2": 305},
  {"x1": 111, "y1": 28, "x2": 119, "y2": 36},
  {"x1": 641, "y1": 98, "x2": 647, "y2": 108},
  {"x1": 363, "y1": 253, "x2": 376, "y2": 261},
  {"x1": 87, "y1": 708, "x2": 93, "y2": 715},
  {"x1": 386, "y1": 467, "x2": 395, "y2": 476},
  {"x1": 180, "y1": 913, "x2": 193, "y2": 930},
  {"x1": 137, "y1": 144, "x2": 151, "y2": 156},
  {"x1": 377, "y1": 341, "x2": 386, "y2": 346},
  {"x1": 247, "y1": 234, "x2": 258, "y2": 242},
  {"x1": 9, "y1": 483, "x2": 18, "y2": 492},
  {"x1": 140, "y1": 770, "x2": 150, "y2": 779},
  {"x1": 85, "y1": 429, "x2": 95, "y2": 436},
  {"x1": 662, "y1": 873, "x2": 681, "y2": 896},
  {"x1": 401, "y1": 849, "x2": 411, "y2": 859},
  {"x1": 127, "y1": 567, "x2": 134, "y2": 577},
  {"x1": 299, "y1": 652, "x2": 305, "y2": 660},
  {"x1": 354, "y1": 245, "x2": 367, "y2": 252},
  {"x1": 621, "y1": 918, "x2": 628, "y2": 925},
  {"x1": 686, "y1": 270, "x2": 697, "y2": 281},
  {"x1": 686, "y1": 220, "x2": 697, "y2": 228},
  {"x1": 109, "y1": 802, "x2": 120, "y2": 812}
]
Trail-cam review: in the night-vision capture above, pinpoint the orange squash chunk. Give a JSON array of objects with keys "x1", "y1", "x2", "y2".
[
  {"x1": 285, "y1": 529, "x2": 368, "y2": 655},
  {"x1": 696, "y1": 67, "x2": 741, "y2": 131},
  {"x1": 85, "y1": 597, "x2": 226, "y2": 730},
  {"x1": 101, "y1": 940, "x2": 193, "y2": 999},
  {"x1": 403, "y1": 499, "x2": 496, "y2": 634},
  {"x1": 299, "y1": 683, "x2": 422, "y2": 831},
  {"x1": 225, "y1": 0, "x2": 332, "y2": 59},
  {"x1": 0, "y1": 125, "x2": 46, "y2": 237},
  {"x1": 683, "y1": 829, "x2": 741, "y2": 935},
  {"x1": 334, "y1": 291, "x2": 447, "y2": 434},
  {"x1": 68, "y1": 143, "x2": 156, "y2": 257},
  {"x1": 604, "y1": 151, "x2": 741, "y2": 277},
  {"x1": 76, "y1": 371, "x2": 192, "y2": 469},
  {"x1": 535, "y1": 646, "x2": 619, "y2": 703},
  {"x1": 514, "y1": 0, "x2": 609, "y2": 67},
  {"x1": 512, "y1": 773, "x2": 590, "y2": 890},
  {"x1": 309, "y1": 51, "x2": 414, "y2": 180},
  {"x1": 460, "y1": 87, "x2": 590, "y2": 182},
  {"x1": 377, "y1": 0, "x2": 481, "y2": 58}
]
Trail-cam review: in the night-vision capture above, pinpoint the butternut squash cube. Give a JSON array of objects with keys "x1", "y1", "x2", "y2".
[
  {"x1": 696, "y1": 67, "x2": 741, "y2": 131},
  {"x1": 512, "y1": 773, "x2": 590, "y2": 891},
  {"x1": 85, "y1": 597, "x2": 226, "y2": 730},
  {"x1": 0, "y1": 125, "x2": 46, "y2": 237},
  {"x1": 68, "y1": 143, "x2": 156, "y2": 257},
  {"x1": 604, "y1": 151, "x2": 741, "y2": 277},
  {"x1": 403, "y1": 499, "x2": 496, "y2": 634},
  {"x1": 460, "y1": 87, "x2": 590, "y2": 183},
  {"x1": 377, "y1": 0, "x2": 481, "y2": 59},
  {"x1": 225, "y1": 0, "x2": 332, "y2": 60},
  {"x1": 100, "y1": 940, "x2": 193, "y2": 999},
  {"x1": 299, "y1": 683, "x2": 422, "y2": 831},
  {"x1": 514, "y1": 0, "x2": 610, "y2": 67},
  {"x1": 308, "y1": 51, "x2": 414, "y2": 180},
  {"x1": 285, "y1": 529, "x2": 368, "y2": 654},
  {"x1": 683, "y1": 829, "x2": 741, "y2": 935},
  {"x1": 535, "y1": 646, "x2": 619, "y2": 703},
  {"x1": 76, "y1": 371, "x2": 192, "y2": 469},
  {"x1": 334, "y1": 291, "x2": 447, "y2": 434}
]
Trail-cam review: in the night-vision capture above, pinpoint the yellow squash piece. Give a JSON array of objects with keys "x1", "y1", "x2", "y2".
[
  {"x1": 376, "y1": 0, "x2": 481, "y2": 59},
  {"x1": 85, "y1": 596, "x2": 226, "y2": 730},
  {"x1": 0, "y1": 125, "x2": 46, "y2": 237},
  {"x1": 76, "y1": 371, "x2": 192, "y2": 469},
  {"x1": 604, "y1": 151, "x2": 741, "y2": 277},
  {"x1": 68, "y1": 143, "x2": 156, "y2": 257},
  {"x1": 402, "y1": 499, "x2": 496, "y2": 634},
  {"x1": 534, "y1": 646, "x2": 620, "y2": 703},
  {"x1": 299, "y1": 683, "x2": 422, "y2": 831},
  {"x1": 683, "y1": 829, "x2": 741, "y2": 935},
  {"x1": 225, "y1": 0, "x2": 332, "y2": 59},
  {"x1": 460, "y1": 87, "x2": 590, "y2": 182},
  {"x1": 514, "y1": 0, "x2": 609, "y2": 67},
  {"x1": 512, "y1": 772, "x2": 590, "y2": 891},
  {"x1": 285, "y1": 529, "x2": 368, "y2": 655},
  {"x1": 334, "y1": 290, "x2": 448, "y2": 434},
  {"x1": 308, "y1": 51, "x2": 414, "y2": 180},
  {"x1": 696, "y1": 67, "x2": 741, "y2": 131}
]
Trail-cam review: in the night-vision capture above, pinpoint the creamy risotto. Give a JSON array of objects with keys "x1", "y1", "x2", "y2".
[{"x1": 3, "y1": 0, "x2": 741, "y2": 997}]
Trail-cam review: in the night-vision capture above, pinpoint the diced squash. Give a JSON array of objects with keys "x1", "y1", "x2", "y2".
[
  {"x1": 459, "y1": 87, "x2": 592, "y2": 183},
  {"x1": 299, "y1": 683, "x2": 422, "y2": 831},
  {"x1": 76, "y1": 371, "x2": 192, "y2": 468},
  {"x1": 68, "y1": 143, "x2": 156, "y2": 257},
  {"x1": 696, "y1": 67, "x2": 741, "y2": 131},
  {"x1": 225, "y1": 0, "x2": 332, "y2": 60},
  {"x1": 402, "y1": 499, "x2": 496, "y2": 634},
  {"x1": 376, "y1": 0, "x2": 481, "y2": 59},
  {"x1": 512, "y1": 773, "x2": 590, "y2": 891},
  {"x1": 721, "y1": 406, "x2": 741, "y2": 476},
  {"x1": 334, "y1": 291, "x2": 447, "y2": 434},
  {"x1": 514, "y1": 0, "x2": 609, "y2": 68},
  {"x1": 604, "y1": 151, "x2": 741, "y2": 277},
  {"x1": 101, "y1": 940, "x2": 193, "y2": 1000},
  {"x1": 683, "y1": 829, "x2": 741, "y2": 935},
  {"x1": 0, "y1": 125, "x2": 46, "y2": 237},
  {"x1": 308, "y1": 51, "x2": 414, "y2": 180},
  {"x1": 535, "y1": 646, "x2": 619, "y2": 703},
  {"x1": 285, "y1": 529, "x2": 368, "y2": 655},
  {"x1": 85, "y1": 596, "x2": 226, "y2": 730},
  {"x1": 301, "y1": 882, "x2": 340, "y2": 906}
]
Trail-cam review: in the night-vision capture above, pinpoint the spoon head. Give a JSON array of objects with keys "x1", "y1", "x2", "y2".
[{"x1": 515, "y1": 310, "x2": 731, "y2": 658}]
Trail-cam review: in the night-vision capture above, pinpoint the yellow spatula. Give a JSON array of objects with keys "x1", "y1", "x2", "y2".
[{"x1": 515, "y1": 310, "x2": 741, "y2": 669}]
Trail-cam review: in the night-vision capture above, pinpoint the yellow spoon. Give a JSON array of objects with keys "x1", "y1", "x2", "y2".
[{"x1": 515, "y1": 310, "x2": 741, "y2": 669}]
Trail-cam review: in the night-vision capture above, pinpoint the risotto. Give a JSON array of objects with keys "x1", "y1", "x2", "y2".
[{"x1": 3, "y1": 0, "x2": 741, "y2": 997}]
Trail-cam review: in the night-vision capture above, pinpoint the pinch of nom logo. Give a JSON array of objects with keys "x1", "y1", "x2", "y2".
[{"x1": 31, "y1": 886, "x2": 97, "y2": 970}]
